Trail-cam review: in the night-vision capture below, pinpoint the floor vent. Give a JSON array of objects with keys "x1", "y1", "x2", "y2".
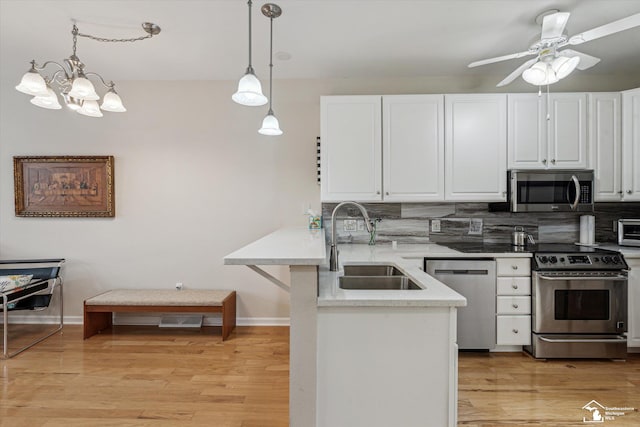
[{"x1": 158, "y1": 315, "x2": 203, "y2": 328}]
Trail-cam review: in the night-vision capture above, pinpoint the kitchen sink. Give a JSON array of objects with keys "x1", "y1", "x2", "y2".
[
  {"x1": 338, "y1": 275, "x2": 422, "y2": 290},
  {"x1": 342, "y1": 264, "x2": 405, "y2": 277}
]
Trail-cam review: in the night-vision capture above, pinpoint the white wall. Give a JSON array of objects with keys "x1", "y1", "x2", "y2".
[{"x1": 2, "y1": 73, "x2": 638, "y2": 324}]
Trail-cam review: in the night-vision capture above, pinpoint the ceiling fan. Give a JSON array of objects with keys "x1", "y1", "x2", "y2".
[{"x1": 468, "y1": 11, "x2": 640, "y2": 87}]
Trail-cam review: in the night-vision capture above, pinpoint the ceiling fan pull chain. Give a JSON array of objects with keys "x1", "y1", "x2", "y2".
[{"x1": 546, "y1": 84, "x2": 551, "y2": 121}]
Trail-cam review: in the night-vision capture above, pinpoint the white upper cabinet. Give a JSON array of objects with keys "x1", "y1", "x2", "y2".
[
  {"x1": 320, "y1": 96, "x2": 382, "y2": 202},
  {"x1": 588, "y1": 93, "x2": 622, "y2": 201},
  {"x1": 383, "y1": 95, "x2": 445, "y2": 202},
  {"x1": 507, "y1": 93, "x2": 587, "y2": 169},
  {"x1": 445, "y1": 94, "x2": 507, "y2": 201},
  {"x1": 622, "y1": 87, "x2": 640, "y2": 201},
  {"x1": 507, "y1": 94, "x2": 546, "y2": 168},
  {"x1": 548, "y1": 93, "x2": 588, "y2": 169}
]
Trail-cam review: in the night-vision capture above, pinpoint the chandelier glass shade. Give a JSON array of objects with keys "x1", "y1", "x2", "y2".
[
  {"x1": 522, "y1": 55, "x2": 580, "y2": 86},
  {"x1": 16, "y1": 22, "x2": 159, "y2": 118},
  {"x1": 30, "y1": 86, "x2": 62, "y2": 110},
  {"x1": 233, "y1": 0, "x2": 268, "y2": 106}
]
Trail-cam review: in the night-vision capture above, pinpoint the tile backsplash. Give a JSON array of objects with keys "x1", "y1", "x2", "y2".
[{"x1": 322, "y1": 202, "x2": 640, "y2": 245}]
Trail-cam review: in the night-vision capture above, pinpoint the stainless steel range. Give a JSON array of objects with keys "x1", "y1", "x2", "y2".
[{"x1": 525, "y1": 245, "x2": 628, "y2": 359}]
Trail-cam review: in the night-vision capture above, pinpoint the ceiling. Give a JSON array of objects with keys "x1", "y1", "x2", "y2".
[{"x1": 1, "y1": 0, "x2": 640, "y2": 88}]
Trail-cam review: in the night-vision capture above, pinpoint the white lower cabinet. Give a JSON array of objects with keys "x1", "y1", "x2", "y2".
[
  {"x1": 317, "y1": 306, "x2": 458, "y2": 427},
  {"x1": 627, "y1": 258, "x2": 640, "y2": 348},
  {"x1": 495, "y1": 258, "x2": 531, "y2": 346},
  {"x1": 497, "y1": 316, "x2": 531, "y2": 346}
]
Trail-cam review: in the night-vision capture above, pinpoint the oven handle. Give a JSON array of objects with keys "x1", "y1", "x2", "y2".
[
  {"x1": 568, "y1": 175, "x2": 580, "y2": 210},
  {"x1": 539, "y1": 336, "x2": 627, "y2": 344},
  {"x1": 535, "y1": 273, "x2": 628, "y2": 281}
]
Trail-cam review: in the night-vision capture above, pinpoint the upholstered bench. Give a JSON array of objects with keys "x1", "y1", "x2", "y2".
[{"x1": 83, "y1": 289, "x2": 236, "y2": 340}]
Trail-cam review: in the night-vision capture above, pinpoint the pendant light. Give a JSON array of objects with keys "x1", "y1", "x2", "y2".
[
  {"x1": 233, "y1": 0, "x2": 268, "y2": 106},
  {"x1": 258, "y1": 3, "x2": 283, "y2": 136}
]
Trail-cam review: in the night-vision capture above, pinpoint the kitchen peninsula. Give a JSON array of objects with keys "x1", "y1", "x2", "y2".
[{"x1": 224, "y1": 226, "x2": 470, "y2": 427}]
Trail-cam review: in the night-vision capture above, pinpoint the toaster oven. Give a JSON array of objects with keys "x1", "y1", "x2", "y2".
[{"x1": 618, "y1": 219, "x2": 640, "y2": 247}]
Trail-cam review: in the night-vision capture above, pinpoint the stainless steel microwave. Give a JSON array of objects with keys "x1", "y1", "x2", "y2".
[
  {"x1": 618, "y1": 219, "x2": 640, "y2": 247},
  {"x1": 508, "y1": 170, "x2": 594, "y2": 212}
]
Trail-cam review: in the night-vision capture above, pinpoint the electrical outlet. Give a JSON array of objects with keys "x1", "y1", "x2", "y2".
[
  {"x1": 431, "y1": 219, "x2": 441, "y2": 233},
  {"x1": 343, "y1": 219, "x2": 357, "y2": 232},
  {"x1": 468, "y1": 218, "x2": 483, "y2": 235},
  {"x1": 176, "y1": 282, "x2": 183, "y2": 290},
  {"x1": 357, "y1": 220, "x2": 365, "y2": 231}
]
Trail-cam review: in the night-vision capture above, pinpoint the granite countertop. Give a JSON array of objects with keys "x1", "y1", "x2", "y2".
[
  {"x1": 317, "y1": 242, "x2": 531, "y2": 308},
  {"x1": 224, "y1": 227, "x2": 537, "y2": 308},
  {"x1": 223, "y1": 226, "x2": 327, "y2": 265},
  {"x1": 597, "y1": 244, "x2": 640, "y2": 259}
]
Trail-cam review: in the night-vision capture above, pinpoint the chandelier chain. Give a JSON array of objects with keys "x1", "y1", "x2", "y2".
[
  {"x1": 76, "y1": 32, "x2": 155, "y2": 43},
  {"x1": 71, "y1": 23, "x2": 156, "y2": 46}
]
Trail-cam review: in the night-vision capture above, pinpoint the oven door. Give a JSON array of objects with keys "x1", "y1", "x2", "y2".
[{"x1": 532, "y1": 271, "x2": 627, "y2": 334}]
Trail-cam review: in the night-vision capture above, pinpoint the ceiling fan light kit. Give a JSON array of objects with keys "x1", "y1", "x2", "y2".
[
  {"x1": 468, "y1": 11, "x2": 640, "y2": 87},
  {"x1": 16, "y1": 22, "x2": 160, "y2": 117}
]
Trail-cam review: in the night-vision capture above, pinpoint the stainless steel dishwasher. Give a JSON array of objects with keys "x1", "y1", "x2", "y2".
[{"x1": 425, "y1": 259, "x2": 496, "y2": 350}]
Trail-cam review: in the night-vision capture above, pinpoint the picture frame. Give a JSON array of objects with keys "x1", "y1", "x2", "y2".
[{"x1": 14, "y1": 155, "x2": 115, "y2": 217}]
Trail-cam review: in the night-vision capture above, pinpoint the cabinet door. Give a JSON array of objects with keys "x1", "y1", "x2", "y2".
[
  {"x1": 320, "y1": 96, "x2": 382, "y2": 202},
  {"x1": 508, "y1": 93, "x2": 546, "y2": 169},
  {"x1": 445, "y1": 94, "x2": 507, "y2": 201},
  {"x1": 383, "y1": 95, "x2": 444, "y2": 202},
  {"x1": 547, "y1": 93, "x2": 588, "y2": 169},
  {"x1": 622, "y1": 88, "x2": 640, "y2": 201},
  {"x1": 589, "y1": 93, "x2": 622, "y2": 201},
  {"x1": 628, "y1": 259, "x2": 640, "y2": 348}
]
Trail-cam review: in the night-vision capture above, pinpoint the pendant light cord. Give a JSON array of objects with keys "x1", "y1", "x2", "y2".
[{"x1": 247, "y1": 0, "x2": 254, "y2": 72}]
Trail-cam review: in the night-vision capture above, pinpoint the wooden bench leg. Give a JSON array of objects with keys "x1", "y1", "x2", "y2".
[
  {"x1": 221, "y1": 291, "x2": 236, "y2": 341},
  {"x1": 84, "y1": 305, "x2": 112, "y2": 339}
]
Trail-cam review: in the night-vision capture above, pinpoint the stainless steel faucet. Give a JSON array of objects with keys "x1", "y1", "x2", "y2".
[{"x1": 329, "y1": 201, "x2": 374, "y2": 271}]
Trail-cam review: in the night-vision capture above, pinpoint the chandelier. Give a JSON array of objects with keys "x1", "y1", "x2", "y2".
[{"x1": 15, "y1": 22, "x2": 161, "y2": 117}]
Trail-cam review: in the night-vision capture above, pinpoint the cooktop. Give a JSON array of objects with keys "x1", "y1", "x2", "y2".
[{"x1": 440, "y1": 242, "x2": 617, "y2": 254}]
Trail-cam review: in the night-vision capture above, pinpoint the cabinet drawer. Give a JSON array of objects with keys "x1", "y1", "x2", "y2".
[
  {"x1": 497, "y1": 296, "x2": 531, "y2": 314},
  {"x1": 496, "y1": 316, "x2": 531, "y2": 345},
  {"x1": 496, "y1": 277, "x2": 531, "y2": 295},
  {"x1": 496, "y1": 258, "x2": 531, "y2": 276}
]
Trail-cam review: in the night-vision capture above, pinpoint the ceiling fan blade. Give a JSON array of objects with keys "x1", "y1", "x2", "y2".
[
  {"x1": 558, "y1": 49, "x2": 601, "y2": 70},
  {"x1": 496, "y1": 58, "x2": 538, "y2": 87},
  {"x1": 568, "y1": 12, "x2": 640, "y2": 45},
  {"x1": 541, "y1": 12, "x2": 571, "y2": 40},
  {"x1": 468, "y1": 51, "x2": 533, "y2": 68}
]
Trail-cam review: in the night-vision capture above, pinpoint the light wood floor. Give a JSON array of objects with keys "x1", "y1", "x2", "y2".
[{"x1": 1, "y1": 325, "x2": 639, "y2": 426}]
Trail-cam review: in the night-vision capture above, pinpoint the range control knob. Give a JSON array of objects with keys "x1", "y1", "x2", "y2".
[
  {"x1": 612, "y1": 257, "x2": 620, "y2": 264},
  {"x1": 549, "y1": 256, "x2": 558, "y2": 264},
  {"x1": 602, "y1": 256, "x2": 611, "y2": 264},
  {"x1": 559, "y1": 257, "x2": 565, "y2": 263},
  {"x1": 539, "y1": 256, "x2": 548, "y2": 264}
]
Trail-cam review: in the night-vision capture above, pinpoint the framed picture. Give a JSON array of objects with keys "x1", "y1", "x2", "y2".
[{"x1": 14, "y1": 156, "x2": 115, "y2": 217}]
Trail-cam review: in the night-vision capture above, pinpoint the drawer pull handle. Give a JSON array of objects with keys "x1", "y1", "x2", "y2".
[
  {"x1": 512, "y1": 304, "x2": 519, "y2": 309},
  {"x1": 512, "y1": 329, "x2": 519, "y2": 334},
  {"x1": 512, "y1": 284, "x2": 518, "y2": 289},
  {"x1": 512, "y1": 265, "x2": 518, "y2": 270}
]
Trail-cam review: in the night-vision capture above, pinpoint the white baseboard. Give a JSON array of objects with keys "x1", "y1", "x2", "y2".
[{"x1": 2, "y1": 314, "x2": 290, "y2": 327}]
